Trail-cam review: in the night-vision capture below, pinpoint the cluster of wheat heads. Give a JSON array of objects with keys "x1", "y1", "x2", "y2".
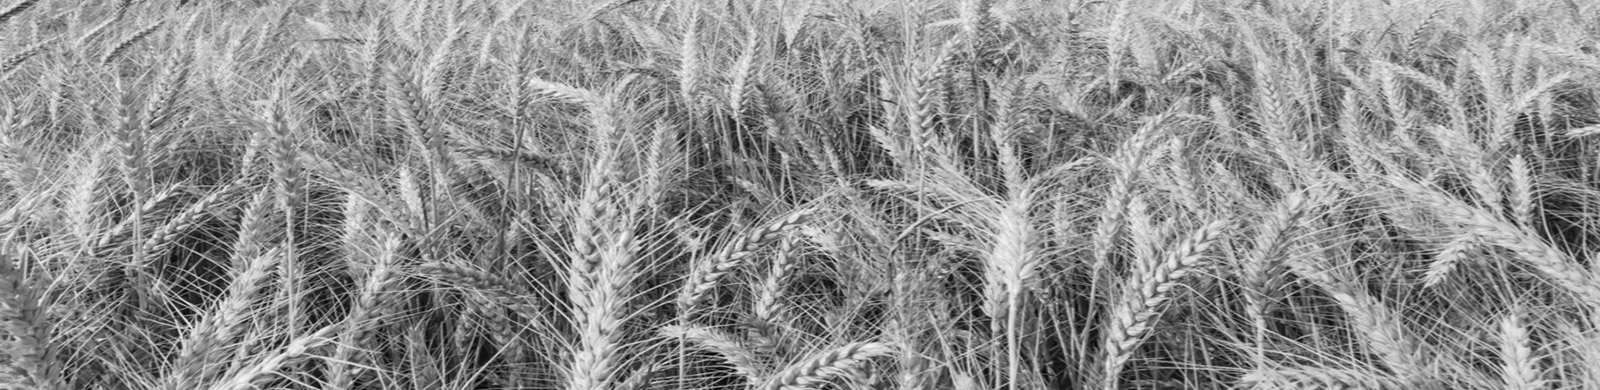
[{"x1": 4, "y1": 0, "x2": 1600, "y2": 389}]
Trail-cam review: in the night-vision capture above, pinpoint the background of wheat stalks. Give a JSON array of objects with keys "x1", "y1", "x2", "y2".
[{"x1": 1, "y1": 0, "x2": 1599, "y2": 389}]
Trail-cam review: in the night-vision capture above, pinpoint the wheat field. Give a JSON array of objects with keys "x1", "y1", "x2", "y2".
[{"x1": 1, "y1": 0, "x2": 1599, "y2": 389}]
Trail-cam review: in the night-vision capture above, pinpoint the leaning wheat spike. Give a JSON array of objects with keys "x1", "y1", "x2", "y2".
[
  {"x1": 419, "y1": 262, "x2": 544, "y2": 319},
  {"x1": 1322, "y1": 283, "x2": 1423, "y2": 378},
  {"x1": 1501, "y1": 309, "x2": 1544, "y2": 390},
  {"x1": 527, "y1": 76, "x2": 600, "y2": 107},
  {"x1": 0, "y1": 0, "x2": 35, "y2": 26},
  {"x1": 422, "y1": 261, "x2": 555, "y2": 340},
  {"x1": 140, "y1": 180, "x2": 241, "y2": 262},
  {"x1": 0, "y1": 251, "x2": 61, "y2": 390},
  {"x1": 678, "y1": 209, "x2": 814, "y2": 314},
  {"x1": 761, "y1": 342, "x2": 895, "y2": 390},
  {"x1": 1240, "y1": 368, "x2": 1412, "y2": 390},
  {"x1": 387, "y1": 71, "x2": 454, "y2": 181},
  {"x1": 1240, "y1": 191, "x2": 1317, "y2": 357},
  {"x1": 100, "y1": 20, "x2": 165, "y2": 65},
  {"x1": 751, "y1": 235, "x2": 798, "y2": 351},
  {"x1": 329, "y1": 230, "x2": 404, "y2": 390},
  {"x1": 1102, "y1": 219, "x2": 1231, "y2": 390},
  {"x1": 75, "y1": 11, "x2": 122, "y2": 50},
  {"x1": 455, "y1": 145, "x2": 570, "y2": 182},
  {"x1": 210, "y1": 325, "x2": 338, "y2": 390},
  {"x1": 1091, "y1": 116, "x2": 1168, "y2": 272},
  {"x1": 1389, "y1": 176, "x2": 1600, "y2": 306},
  {"x1": 1423, "y1": 234, "x2": 1479, "y2": 289},
  {"x1": 160, "y1": 245, "x2": 283, "y2": 390},
  {"x1": 660, "y1": 325, "x2": 764, "y2": 381},
  {"x1": 1568, "y1": 125, "x2": 1600, "y2": 139},
  {"x1": 304, "y1": 155, "x2": 422, "y2": 235},
  {"x1": 1, "y1": 37, "x2": 52, "y2": 76}
]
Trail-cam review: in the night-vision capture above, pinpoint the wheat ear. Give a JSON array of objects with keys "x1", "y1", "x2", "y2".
[
  {"x1": 761, "y1": 342, "x2": 896, "y2": 390},
  {"x1": 210, "y1": 325, "x2": 338, "y2": 390},
  {"x1": 660, "y1": 325, "x2": 764, "y2": 381},
  {"x1": 100, "y1": 20, "x2": 165, "y2": 65},
  {"x1": 327, "y1": 230, "x2": 404, "y2": 390},
  {"x1": 1102, "y1": 219, "x2": 1231, "y2": 390},
  {"x1": 1240, "y1": 368, "x2": 1413, "y2": 390},
  {"x1": 0, "y1": 251, "x2": 61, "y2": 390},
  {"x1": 1390, "y1": 176, "x2": 1600, "y2": 306},
  {"x1": 750, "y1": 235, "x2": 798, "y2": 352},
  {"x1": 1501, "y1": 309, "x2": 1544, "y2": 390},
  {"x1": 679, "y1": 209, "x2": 813, "y2": 314},
  {"x1": 0, "y1": 0, "x2": 38, "y2": 27}
]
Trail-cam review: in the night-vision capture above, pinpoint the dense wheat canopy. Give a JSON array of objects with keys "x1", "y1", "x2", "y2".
[{"x1": 3, "y1": 0, "x2": 1600, "y2": 389}]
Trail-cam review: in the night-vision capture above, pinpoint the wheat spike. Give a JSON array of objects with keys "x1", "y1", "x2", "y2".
[
  {"x1": 679, "y1": 209, "x2": 813, "y2": 314},
  {"x1": 1501, "y1": 309, "x2": 1545, "y2": 390},
  {"x1": 1102, "y1": 219, "x2": 1231, "y2": 390},
  {"x1": 1241, "y1": 368, "x2": 1413, "y2": 389},
  {"x1": 761, "y1": 342, "x2": 895, "y2": 390}
]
